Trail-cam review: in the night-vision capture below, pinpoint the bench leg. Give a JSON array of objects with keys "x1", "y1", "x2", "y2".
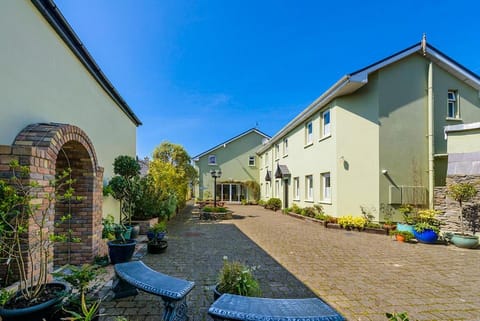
[
  {"x1": 162, "y1": 296, "x2": 189, "y2": 321},
  {"x1": 112, "y1": 278, "x2": 139, "y2": 299}
]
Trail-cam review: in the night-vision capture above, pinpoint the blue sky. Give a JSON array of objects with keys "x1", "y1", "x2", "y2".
[{"x1": 55, "y1": 0, "x2": 480, "y2": 159}]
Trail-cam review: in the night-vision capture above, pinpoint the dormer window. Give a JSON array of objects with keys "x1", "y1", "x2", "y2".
[{"x1": 208, "y1": 155, "x2": 216, "y2": 165}]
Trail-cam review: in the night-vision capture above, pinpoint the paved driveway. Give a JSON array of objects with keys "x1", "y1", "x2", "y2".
[{"x1": 100, "y1": 203, "x2": 480, "y2": 321}]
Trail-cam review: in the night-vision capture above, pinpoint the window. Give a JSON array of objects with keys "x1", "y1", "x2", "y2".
[
  {"x1": 322, "y1": 109, "x2": 331, "y2": 137},
  {"x1": 265, "y1": 152, "x2": 269, "y2": 166},
  {"x1": 248, "y1": 156, "x2": 255, "y2": 167},
  {"x1": 208, "y1": 155, "x2": 216, "y2": 165},
  {"x1": 275, "y1": 180, "x2": 280, "y2": 197},
  {"x1": 283, "y1": 138, "x2": 288, "y2": 156},
  {"x1": 305, "y1": 175, "x2": 313, "y2": 201},
  {"x1": 293, "y1": 177, "x2": 300, "y2": 200},
  {"x1": 275, "y1": 144, "x2": 280, "y2": 160},
  {"x1": 265, "y1": 182, "x2": 270, "y2": 197},
  {"x1": 305, "y1": 121, "x2": 313, "y2": 145},
  {"x1": 447, "y1": 90, "x2": 459, "y2": 119},
  {"x1": 321, "y1": 172, "x2": 331, "y2": 202}
]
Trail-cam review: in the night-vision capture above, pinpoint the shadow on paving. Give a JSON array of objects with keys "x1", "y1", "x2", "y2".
[{"x1": 100, "y1": 204, "x2": 316, "y2": 321}]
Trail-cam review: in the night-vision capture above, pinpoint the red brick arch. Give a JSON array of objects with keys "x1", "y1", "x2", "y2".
[{"x1": 1, "y1": 123, "x2": 105, "y2": 281}]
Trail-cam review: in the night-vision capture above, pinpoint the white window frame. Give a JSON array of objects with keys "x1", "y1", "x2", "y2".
[
  {"x1": 321, "y1": 172, "x2": 331, "y2": 202},
  {"x1": 248, "y1": 156, "x2": 256, "y2": 167},
  {"x1": 275, "y1": 180, "x2": 280, "y2": 197},
  {"x1": 265, "y1": 182, "x2": 270, "y2": 197},
  {"x1": 447, "y1": 90, "x2": 459, "y2": 119},
  {"x1": 283, "y1": 138, "x2": 288, "y2": 156},
  {"x1": 275, "y1": 144, "x2": 280, "y2": 160},
  {"x1": 305, "y1": 175, "x2": 313, "y2": 201},
  {"x1": 305, "y1": 121, "x2": 313, "y2": 145},
  {"x1": 265, "y1": 152, "x2": 269, "y2": 166},
  {"x1": 208, "y1": 155, "x2": 216, "y2": 165},
  {"x1": 322, "y1": 109, "x2": 331, "y2": 138},
  {"x1": 293, "y1": 177, "x2": 300, "y2": 200}
]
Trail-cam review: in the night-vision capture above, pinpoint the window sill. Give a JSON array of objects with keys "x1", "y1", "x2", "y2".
[
  {"x1": 446, "y1": 117, "x2": 462, "y2": 121},
  {"x1": 283, "y1": 154, "x2": 288, "y2": 158},
  {"x1": 318, "y1": 200, "x2": 332, "y2": 205},
  {"x1": 318, "y1": 134, "x2": 331, "y2": 142},
  {"x1": 293, "y1": 198, "x2": 300, "y2": 201},
  {"x1": 304, "y1": 143, "x2": 313, "y2": 149},
  {"x1": 305, "y1": 200, "x2": 314, "y2": 203}
]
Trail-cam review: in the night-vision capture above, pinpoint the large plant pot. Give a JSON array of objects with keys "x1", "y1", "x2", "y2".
[
  {"x1": 108, "y1": 239, "x2": 137, "y2": 264},
  {"x1": 0, "y1": 282, "x2": 69, "y2": 321},
  {"x1": 413, "y1": 229, "x2": 438, "y2": 244},
  {"x1": 397, "y1": 223, "x2": 415, "y2": 234},
  {"x1": 450, "y1": 234, "x2": 479, "y2": 249},
  {"x1": 147, "y1": 231, "x2": 166, "y2": 242},
  {"x1": 128, "y1": 224, "x2": 140, "y2": 239},
  {"x1": 213, "y1": 284, "x2": 223, "y2": 301},
  {"x1": 147, "y1": 240, "x2": 168, "y2": 254}
]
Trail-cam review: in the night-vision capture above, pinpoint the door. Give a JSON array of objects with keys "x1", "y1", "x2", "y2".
[{"x1": 283, "y1": 179, "x2": 289, "y2": 209}]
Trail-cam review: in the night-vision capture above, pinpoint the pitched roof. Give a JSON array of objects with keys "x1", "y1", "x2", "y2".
[
  {"x1": 32, "y1": 0, "x2": 142, "y2": 126},
  {"x1": 193, "y1": 128, "x2": 270, "y2": 160},
  {"x1": 258, "y1": 40, "x2": 480, "y2": 154}
]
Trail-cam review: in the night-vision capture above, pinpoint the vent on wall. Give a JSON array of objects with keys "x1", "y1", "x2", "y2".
[{"x1": 389, "y1": 185, "x2": 427, "y2": 205}]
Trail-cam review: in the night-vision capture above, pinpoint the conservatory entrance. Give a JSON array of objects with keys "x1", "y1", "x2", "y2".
[{"x1": 216, "y1": 183, "x2": 246, "y2": 203}]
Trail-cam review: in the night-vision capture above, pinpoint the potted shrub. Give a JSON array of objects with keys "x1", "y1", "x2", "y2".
[
  {"x1": 447, "y1": 183, "x2": 479, "y2": 249},
  {"x1": 147, "y1": 222, "x2": 168, "y2": 254},
  {"x1": 102, "y1": 215, "x2": 137, "y2": 265},
  {"x1": 0, "y1": 162, "x2": 79, "y2": 321},
  {"x1": 413, "y1": 209, "x2": 441, "y2": 243},
  {"x1": 214, "y1": 256, "x2": 261, "y2": 300},
  {"x1": 108, "y1": 155, "x2": 142, "y2": 239},
  {"x1": 390, "y1": 230, "x2": 414, "y2": 243},
  {"x1": 397, "y1": 204, "x2": 416, "y2": 234}
]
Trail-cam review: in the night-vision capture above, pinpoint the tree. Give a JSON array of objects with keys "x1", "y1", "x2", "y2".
[
  {"x1": 447, "y1": 182, "x2": 477, "y2": 235},
  {"x1": 150, "y1": 142, "x2": 198, "y2": 208}
]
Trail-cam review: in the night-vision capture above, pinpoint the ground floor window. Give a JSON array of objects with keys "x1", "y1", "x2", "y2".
[
  {"x1": 293, "y1": 177, "x2": 300, "y2": 200},
  {"x1": 321, "y1": 172, "x2": 331, "y2": 202},
  {"x1": 305, "y1": 175, "x2": 313, "y2": 201}
]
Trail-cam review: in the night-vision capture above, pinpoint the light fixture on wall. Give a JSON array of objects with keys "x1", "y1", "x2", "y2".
[{"x1": 210, "y1": 169, "x2": 222, "y2": 207}]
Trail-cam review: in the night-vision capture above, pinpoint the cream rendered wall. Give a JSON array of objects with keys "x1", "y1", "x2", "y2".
[
  {"x1": 196, "y1": 131, "x2": 264, "y2": 200},
  {"x1": 0, "y1": 1, "x2": 136, "y2": 219},
  {"x1": 258, "y1": 102, "x2": 337, "y2": 214},
  {"x1": 447, "y1": 129, "x2": 480, "y2": 154},
  {"x1": 335, "y1": 81, "x2": 380, "y2": 218}
]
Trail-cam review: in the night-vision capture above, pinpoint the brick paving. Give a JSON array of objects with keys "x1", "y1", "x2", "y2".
[{"x1": 99, "y1": 203, "x2": 480, "y2": 321}]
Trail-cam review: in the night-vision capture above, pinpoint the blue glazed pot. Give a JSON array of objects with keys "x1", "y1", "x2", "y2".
[
  {"x1": 450, "y1": 234, "x2": 479, "y2": 249},
  {"x1": 413, "y1": 229, "x2": 438, "y2": 244},
  {"x1": 108, "y1": 239, "x2": 137, "y2": 264},
  {"x1": 396, "y1": 223, "x2": 415, "y2": 234}
]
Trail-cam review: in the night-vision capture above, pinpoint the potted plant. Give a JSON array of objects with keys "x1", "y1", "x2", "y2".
[
  {"x1": 102, "y1": 215, "x2": 136, "y2": 265},
  {"x1": 447, "y1": 183, "x2": 479, "y2": 249},
  {"x1": 0, "y1": 161, "x2": 79, "y2": 321},
  {"x1": 214, "y1": 256, "x2": 261, "y2": 300},
  {"x1": 389, "y1": 230, "x2": 414, "y2": 243},
  {"x1": 147, "y1": 222, "x2": 168, "y2": 254},
  {"x1": 108, "y1": 155, "x2": 142, "y2": 239},
  {"x1": 413, "y1": 209, "x2": 441, "y2": 244},
  {"x1": 397, "y1": 204, "x2": 416, "y2": 234}
]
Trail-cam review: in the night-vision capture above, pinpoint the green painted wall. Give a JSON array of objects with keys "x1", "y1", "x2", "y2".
[
  {"x1": 0, "y1": 1, "x2": 137, "y2": 220},
  {"x1": 195, "y1": 131, "x2": 265, "y2": 200}
]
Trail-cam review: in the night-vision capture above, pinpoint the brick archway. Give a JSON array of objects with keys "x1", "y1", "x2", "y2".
[{"x1": 1, "y1": 123, "x2": 104, "y2": 280}]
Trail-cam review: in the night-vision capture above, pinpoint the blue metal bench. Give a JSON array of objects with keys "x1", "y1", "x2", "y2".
[
  {"x1": 113, "y1": 261, "x2": 195, "y2": 321},
  {"x1": 208, "y1": 294, "x2": 345, "y2": 321}
]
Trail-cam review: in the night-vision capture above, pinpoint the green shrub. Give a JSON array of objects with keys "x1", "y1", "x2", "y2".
[
  {"x1": 258, "y1": 199, "x2": 266, "y2": 206},
  {"x1": 217, "y1": 257, "x2": 261, "y2": 297},
  {"x1": 289, "y1": 203, "x2": 302, "y2": 214},
  {"x1": 314, "y1": 213, "x2": 326, "y2": 220},
  {"x1": 266, "y1": 198, "x2": 282, "y2": 211},
  {"x1": 301, "y1": 207, "x2": 317, "y2": 218},
  {"x1": 203, "y1": 206, "x2": 227, "y2": 213}
]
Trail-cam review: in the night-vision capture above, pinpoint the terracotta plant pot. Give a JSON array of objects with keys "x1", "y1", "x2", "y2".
[{"x1": 395, "y1": 234, "x2": 406, "y2": 242}]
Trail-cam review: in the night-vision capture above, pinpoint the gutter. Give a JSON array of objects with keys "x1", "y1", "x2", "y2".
[{"x1": 31, "y1": 0, "x2": 142, "y2": 126}]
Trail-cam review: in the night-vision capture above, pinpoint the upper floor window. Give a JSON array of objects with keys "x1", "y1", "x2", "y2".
[
  {"x1": 305, "y1": 121, "x2": 313, "y2": 145},
  {"x1": 322, "y1": 109, "x2": 331, "y2": 137},
  {"x1": 447, "y1": 90, "x2": 459, "y2": 119},
  {"x1": 275, "y1": 144, "x2": 280, "y2": 160},
  {"x1": 248, "y1": 156, "x2": 256, "y2": 167},
  {"x1": 264, "y1": 152, "x2": 269, "y2": 166},
  {"x1": 283, "y1": 138, "x2": 288, "y2": 156},
  {"x1": 208, "y1": 155, "x2": 216, "y2": 165}
]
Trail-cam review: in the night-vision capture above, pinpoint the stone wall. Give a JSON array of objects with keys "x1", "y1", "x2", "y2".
[{"x1": 434, "y1": 175, "x2": 480, "y2": 233}]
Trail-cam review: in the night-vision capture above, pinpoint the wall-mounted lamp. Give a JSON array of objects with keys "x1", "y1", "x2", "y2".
[{"x1": 381, "y1": 169, "x2": 388, "y2": 175}]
